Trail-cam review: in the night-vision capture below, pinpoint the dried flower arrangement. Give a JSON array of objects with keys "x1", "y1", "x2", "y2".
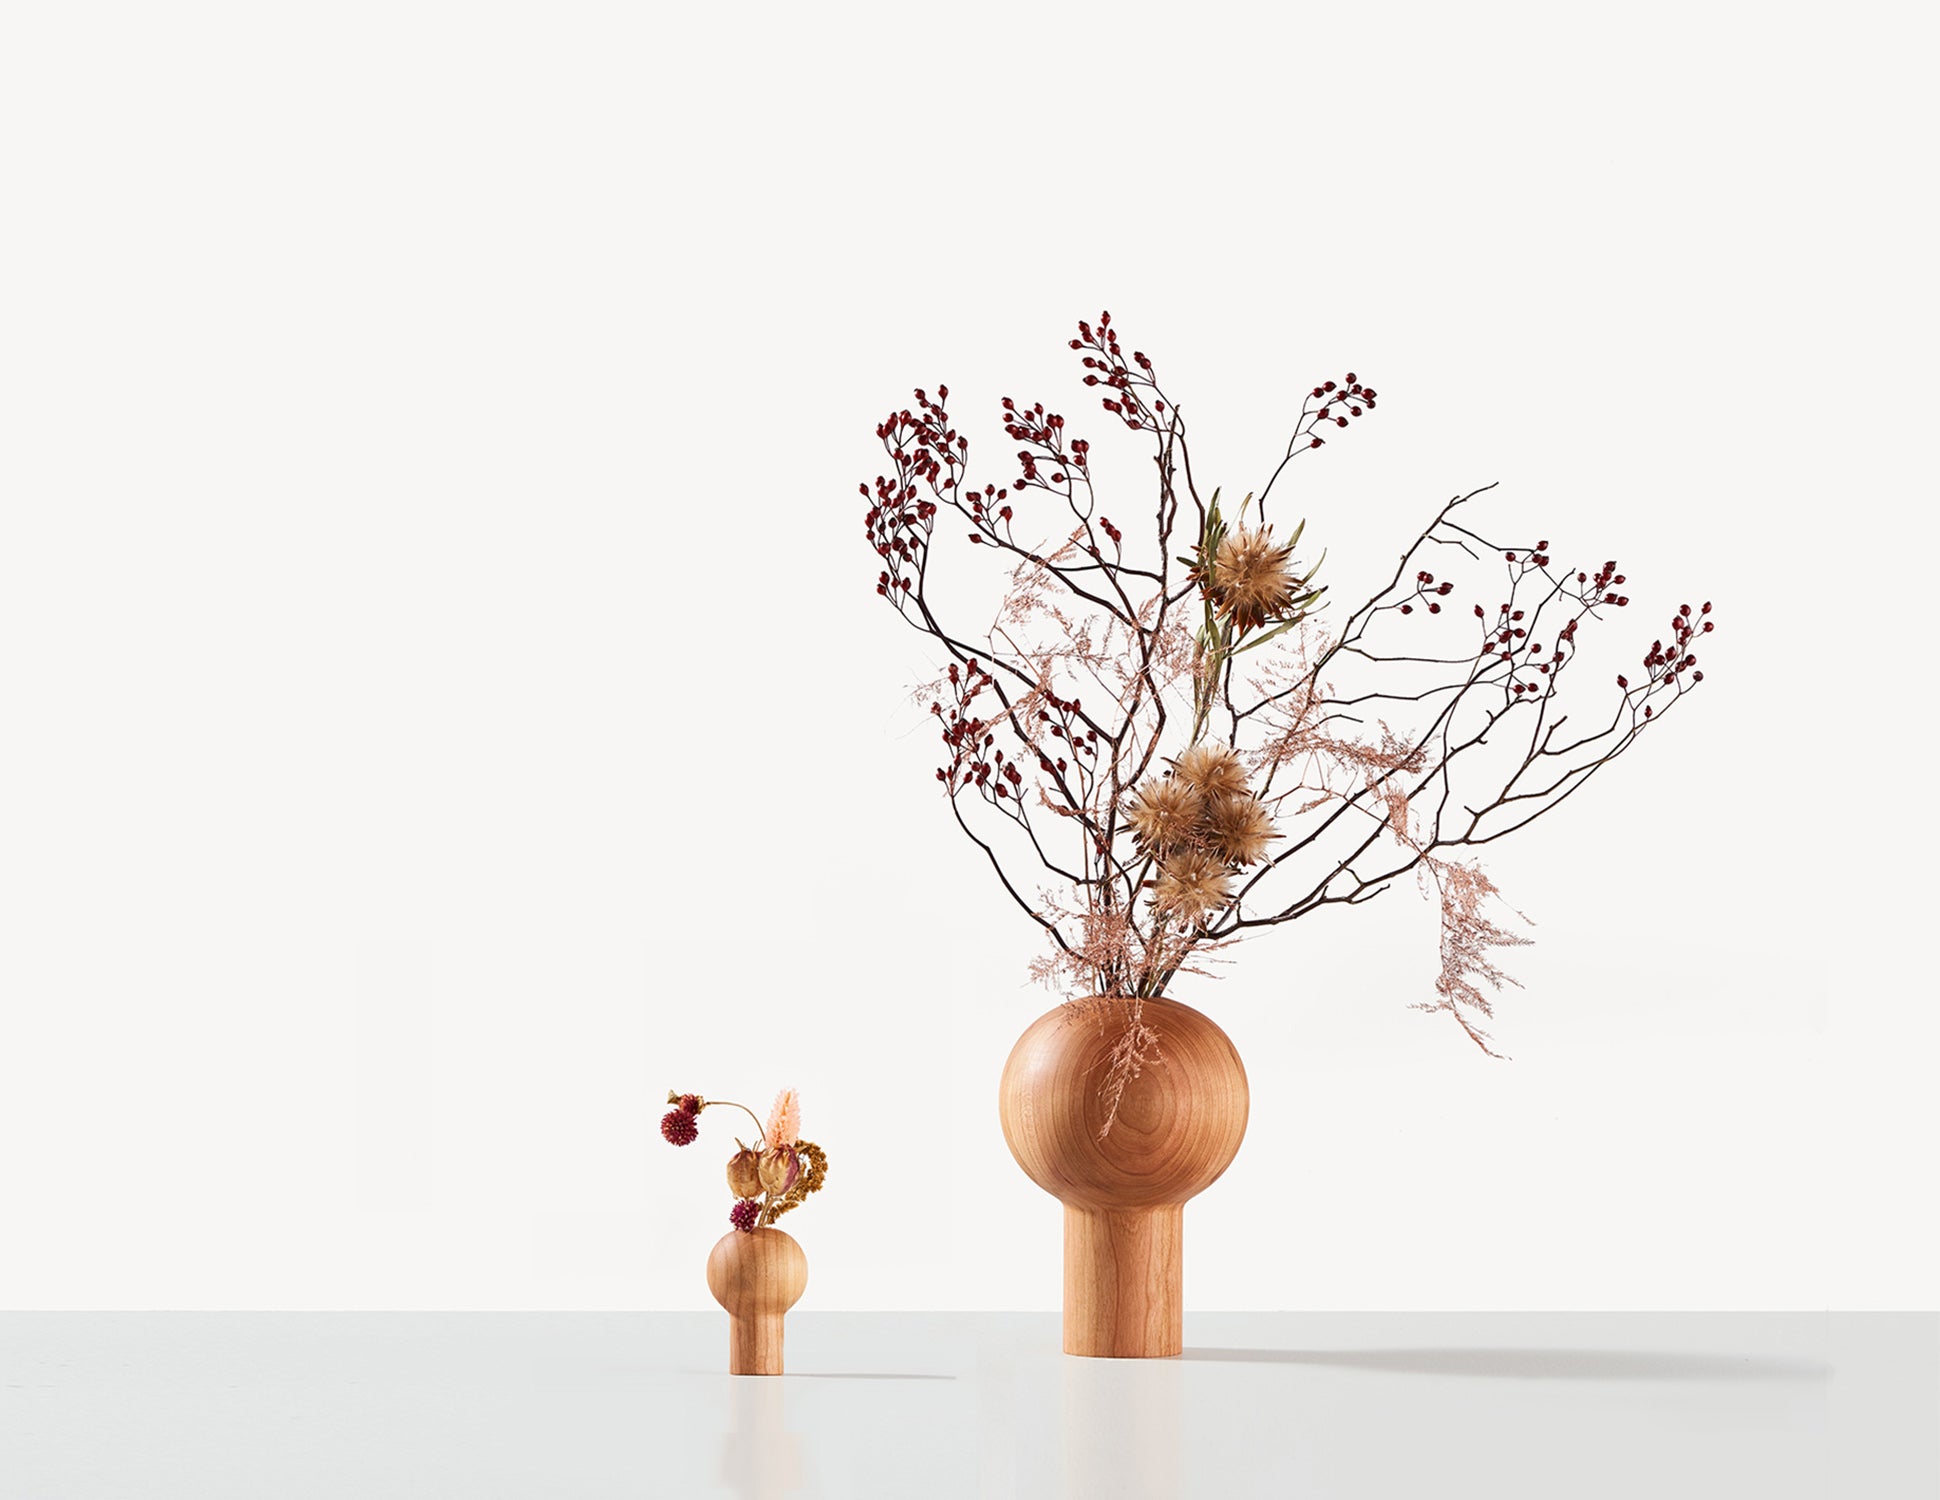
[
  {"x1": 662, "y1": 1088, "x2": 828, "y2": 1233},
  {"x1": 860, "y1": 312, "x2": 1714, "y2": 1122}
]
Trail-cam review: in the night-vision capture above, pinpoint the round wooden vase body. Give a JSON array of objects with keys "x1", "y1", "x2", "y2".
[
  {"x1": 705, "y1": 1226, "x2": 807, "y2": 1375},
  {"x1": 999, "y1": 995, "x2": 1248, "y2": 1358}
]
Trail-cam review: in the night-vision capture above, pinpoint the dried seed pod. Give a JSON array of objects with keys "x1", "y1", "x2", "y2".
[
  {"x1": 726, "y1": 1146, "x2": 763, "y2": 1199},
  {"x1": 758, "y1": 1144, "x2": 801, "y2": 1196}
]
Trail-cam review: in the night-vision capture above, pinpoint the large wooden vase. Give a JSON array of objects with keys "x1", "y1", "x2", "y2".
[
  {"x1": 999, "y1": 995, "x2": 1248, "y2": 1358},
  {"x1": 705, "y1": 1226, "x2": 807, "y2": 1375}
]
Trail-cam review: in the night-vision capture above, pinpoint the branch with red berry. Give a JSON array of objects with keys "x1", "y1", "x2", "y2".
[{"x1": 857, "y1": 312, "x2": 1715, "y2": 1085}]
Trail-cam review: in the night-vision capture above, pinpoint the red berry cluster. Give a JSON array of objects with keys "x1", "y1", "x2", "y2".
[
  {"x1": 1029, "y1": 687, "x2": 1096, "y2": 784},
  {"x1": 1303, "y1": 374, "x2": 1376, "y2": 449},
  {"x1": 962, "y1": 480, "x2": 1018, "y2": 541},
  {"x1": 862, "y1": 386, "x2": 968, "y2": 602},
  {"x1": 932, "y1": 659, "x2": 999, "y2": 793},
  {"x1": 1071, "y1": 311, "x2": 1167, "y2": 434},
  {"x1": 1573, "y1": 558, "x2": 1628, "y2": 608},
  {"x1": 930, "y1": 660, "x2": 1099, "y2": 812},
  {"x1": 1633, "y1": 601, "x2": 1713, "y2": 710},
  {"x1": 1469, "y1": 542, "x2": 1590, "y2": 694},
  {"x1": 1392, "y1": 531, "x2": 1694, "y2": 714},
  {"x1": 1479, "y1": 600, "x2": 1573, "y2": 697},
  {"x1": 1397, "y1": 568, "x2": 1455, "y2": 615},
  {"x1": 1000, "y1": 396, "x2": 1079, "y2": 499}
]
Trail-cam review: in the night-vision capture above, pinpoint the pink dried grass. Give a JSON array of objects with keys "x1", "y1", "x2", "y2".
[{"x1": 764, "y1": 1089, "x2": 801, "y2": 1147}]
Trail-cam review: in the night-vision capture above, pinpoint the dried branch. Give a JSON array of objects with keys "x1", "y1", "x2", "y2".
[{"x1": 859, "y1": 313, "x2": 1714, "y2": 1083}]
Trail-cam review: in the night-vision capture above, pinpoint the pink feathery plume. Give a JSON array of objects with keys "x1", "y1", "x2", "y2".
[{"x1": 764, "y1": 1088, "x2": 801, "y2": 1147}]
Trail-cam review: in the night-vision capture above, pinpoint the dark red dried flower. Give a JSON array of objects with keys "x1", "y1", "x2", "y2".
[
  {"x1": 729, "y1": 1198, "x2": 760, "y2": 1233},
  {"x1": 660, "y1": 1109, "x2": 699, "y2": 1147}
]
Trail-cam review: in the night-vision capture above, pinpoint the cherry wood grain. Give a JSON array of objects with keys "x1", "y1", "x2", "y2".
[
  {"x1": 999, "y1": 995, "x2": 1248, "y2": 1357},
  {"x1": 705, "y1": 1226, "x2": 808, "y2": 1375}
]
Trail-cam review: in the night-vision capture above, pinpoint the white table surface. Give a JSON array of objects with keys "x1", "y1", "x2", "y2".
[{"x1": 2, "y1": 1312, "x2": 1933, "y2": 1498}]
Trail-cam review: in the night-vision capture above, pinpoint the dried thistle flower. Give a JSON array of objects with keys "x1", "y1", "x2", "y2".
[
  {"x1": 1173, "y1": 743, "x2": 1250, "y2": 800},
  {"x1": 1124, "y1": 777, "x2": 1205, "y2": 852},
  {"x1": 764, "y1": 1088, "x2": 801, "y2": 1148},
  {"x1": 1208, "y1": 528, "x2": 1299, "y2": 631},
  {"x1": 1154, "y1": 850, "x2": 1235, "y2": 923},
  {"x1": 1205, "y1": 791, "x2": 1278, "y2": 867},
  {"x1": 729, "y1": 1198, "x2": 759, "y2": 1234},
  {"x1": 726, "y1": 1146, "x2": 763, "y2": 1199}
]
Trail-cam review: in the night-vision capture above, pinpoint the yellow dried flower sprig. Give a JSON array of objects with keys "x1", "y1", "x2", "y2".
[{"x1": 760, "y1": 1141, "x2": 828, "y2": 1226}]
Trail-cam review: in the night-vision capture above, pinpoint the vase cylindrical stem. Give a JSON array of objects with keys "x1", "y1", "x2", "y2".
[
  {"x1": 727, "y1": 1312, "x2": 787, "y2": 1376},
  {"x1": 1062, "y1": 1203, "x2": 1184, "y2": 1357}
]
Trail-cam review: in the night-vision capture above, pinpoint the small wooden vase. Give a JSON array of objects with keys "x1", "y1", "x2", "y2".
[
  {"x1": 999, "y1": 995, "x2": 1248, "y2": 1358},
  {"x1": 705, "y1": 1226, "x2": 808, "y2": 1376}
]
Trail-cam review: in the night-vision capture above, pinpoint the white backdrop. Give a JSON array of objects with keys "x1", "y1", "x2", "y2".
[{"x1": 2, "y1": 3, "x2": 1932, "y2": 1312}]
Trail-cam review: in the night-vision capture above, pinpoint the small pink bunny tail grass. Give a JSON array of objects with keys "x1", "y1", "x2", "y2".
[{"x1": 764, "y1": 1088, "x2": 801, "y2": 1147}]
